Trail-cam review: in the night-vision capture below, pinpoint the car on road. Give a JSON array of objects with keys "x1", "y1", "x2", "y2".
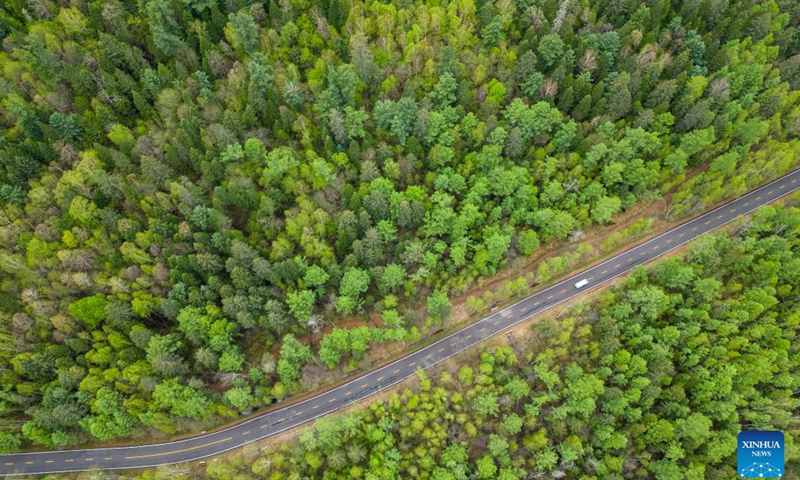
[{"x1": 574, "y1": 279, "x2": 589, "y2": 289}]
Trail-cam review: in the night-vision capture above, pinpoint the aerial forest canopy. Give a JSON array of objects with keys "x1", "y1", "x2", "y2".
[{"x1": 0, "y1": 0, "x2": 798, "y2": 450}]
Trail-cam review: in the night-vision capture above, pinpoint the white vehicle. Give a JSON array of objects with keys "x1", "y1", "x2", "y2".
[{"x1": 574, "y1": 279, "x2": 589, "y2": 289}]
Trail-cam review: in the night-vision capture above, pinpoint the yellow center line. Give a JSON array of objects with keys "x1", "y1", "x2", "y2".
[
  {"x1": 393, "y1": 368, "x2": 401, "y2": 373},
  {"x1": 277, "y1": 417, "x2": 286, "y2": 422},
  {"x1": 104, "y1": 457, "x2": 113, "y2": 460},
  {"x1": 666, "y1": 239, "x2": 672, "y2": 243},
  {"x1": 705, "y1": 220, "x2": 711, "y2": 225},
  {"x1": 627, "y1": 257, "x2": 633, "y2": 262},
  {"x1": 450, "y1": 343, "x2": 457, "y2": 347},
  {"x1": 465, "y1": 334, "x2": 472, "y2": 339},
  {"x1": 653, "y1": 245, "x2": 659, "y2": 250},
  {"x1": 438, "y1": 348, "x2": 445, "y2": 352},
  {"x1": 614, "y1": 263, "x2": 621, "y2": 268},
  {"x1": 261, "y1": 424, "x2": 269, "y2": 429},
  {"x1": 345, "y1": 391, "x2": 352, "y2": 396},
  {"x1": 65, "y1": 459, "x2": 74, "y2": 463},
  {"x1": 377, "y1": 376, "x2": 384, "y2": 381},
  {"x1": 757, "y1": 196, "x2": 762, "y2": 200},
  {"x1": 640, "y1": 252, "x2": 646, "y2": 256},
  {"x1": 792, "y1": 179, "x2": 797, "y2": 183},
  {"x1": 312, "y1": 405, "x2": 319, "y2": 410},
  {"x1": 361, "y1": 384, "x2": 368, "y2": 389},
  {"x1": 125, "y1": 437, "x2": 233, "y2": 460},
  {"x1": 587, "y1": 277, "x2": 594, "y2": 281},
  {"x1": 601, "y1": 270, "x2": 608, "y2": 274},
  {"x1": 409, "y1": 362, "x2": 416, "y2": 367},
  {"x1": 547, "y1": 295, "x2": 553, "y2": 300},
  {"x1": 295, "y1": 410, "x2": 304, "y2": 416},
  {"x1": 691, "y1": 227, "x2": 698, "y2": 231},
  {"x1": 242, "y1": 431, "x2": 250, "y2": 435},
  {"x1": 533, "y1": 302, "x2": 541, "y2": 306},
  {"x1": 680, "y1": 233, "x2": 685, "y2": 237},
  {"x1": 330, "y1": 397, "x2": 337, "y2": 402},
  {"x1": 4, "y1": 462, "x2": 12, "y2": 466},
  {"x1": 780, "y1": 184, "x2": 785, "y2": 188},
  {"x1": 744, "y1": 202, "x2": 750, "y2": 206},
  {"x1": 84, "y1": 458, "x2": 93, "y2": 462},
  {"x1": 479, "y1": 327, "x2": 486, "y2": 332},
  {"x1": 717, "y1": 214, "x2": 723, "y2": 219},
  {"x1": 425, "y1": 354, "x2": 432, "y2": 359},
  {"x1": 493, "y1": 321, "x2": 499, "y2": 325},
  {"x1": 768, "y1": 190, "x2": 774, "y2": 194},
  {"x1": 560, "y1": 289, "x2": 567, "y2": 293},
  {"x1": 45, "y1": 460, "x2": 53, "y2": 463},
  {"x1": 25, "y1": 461, "x2": 33, "y2": 465}
]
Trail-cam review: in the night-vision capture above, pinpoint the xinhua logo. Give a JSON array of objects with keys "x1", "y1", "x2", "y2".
[{"x1": 738, "y1": 430, "x2": 784, "y2": 478}]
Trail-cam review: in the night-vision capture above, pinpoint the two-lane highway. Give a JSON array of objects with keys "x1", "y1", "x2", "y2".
[{"x1": 2, "y1": 168, "x2": 800, "y2": 476}]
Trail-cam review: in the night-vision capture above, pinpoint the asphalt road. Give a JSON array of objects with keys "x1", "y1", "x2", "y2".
[{"x1": 2, "y1": 168, "x2": 800, "y2": 476}]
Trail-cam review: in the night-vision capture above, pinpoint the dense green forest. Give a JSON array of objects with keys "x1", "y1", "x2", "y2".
[
  {"x1": 0, "y1": 0, "x2": 799, "y2": 450},
  {"x1": 94, "y1": 201, "x2": 800, "y2": 479}
]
